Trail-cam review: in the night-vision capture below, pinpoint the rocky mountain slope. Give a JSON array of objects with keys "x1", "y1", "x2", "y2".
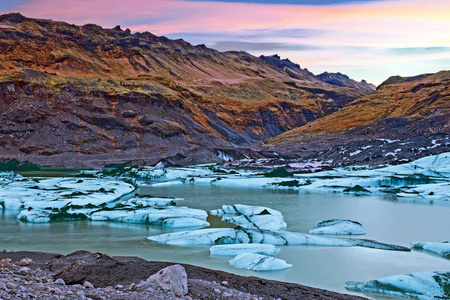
[
  {"x1": 0, "y1": 13, "x2": 373, "y2": 167},
  {"x1": 264, "y1": 71, "x2": 450, "y2": 168}
]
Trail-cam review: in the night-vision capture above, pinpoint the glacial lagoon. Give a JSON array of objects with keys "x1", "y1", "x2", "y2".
[{"x1": 1, "y1": 154, "x2": 450, "y2": 299}]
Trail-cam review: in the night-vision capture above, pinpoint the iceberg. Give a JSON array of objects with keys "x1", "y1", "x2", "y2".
[
  {"x1": 115, "y1": 153, "x2": 450, "y2": 204},
  {"x1": 210, "y1": 244, "x2": 279, "y2": 256},
  {"x1": 17, "y1": 208, "x2": 52, "y2": 223},
  {"x1": 309, "y1": 219, "x2": 366, "y2": 235},
  {"x1": 148, "y1": 228, "x2": 409, "y2": 251},
  {"x1": 346, "y1": 271, "x2": 450, "y2": 299},
  {"x1": 91, "y1": 206, "x2": 209, "y2": 228},
  {"x1": 411, "y1": 242, "x2": 450, "y2": 259},
  {"x1": 0, "y1": 177, "x2": 135, "y2": 211},
  {"x1": 229, "y1": 253, "x2": 292, "y2": 271},
  {"x1": 210, "y1": 204, "x2": 287, "y2": 231},
  {"x1": 7, "y1": 181, "x2": 209, "y2": 228}
]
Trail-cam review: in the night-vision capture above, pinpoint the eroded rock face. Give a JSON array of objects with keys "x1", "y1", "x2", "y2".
[{"x1": 147, "y1": 265, "x2": 188, "y2": 296}]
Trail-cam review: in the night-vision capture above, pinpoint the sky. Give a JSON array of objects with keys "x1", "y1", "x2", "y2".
[{"x1": 1, "y1": 0, "x2": 450, "y2": 85}]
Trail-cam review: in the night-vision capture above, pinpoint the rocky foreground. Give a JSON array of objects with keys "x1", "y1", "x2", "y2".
[{"x1": 0, "y1": 250, "x2": 367, "y2": 300}]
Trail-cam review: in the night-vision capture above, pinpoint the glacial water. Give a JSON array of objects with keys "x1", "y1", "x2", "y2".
[{"x1": 2, "y1": 183, "x2": 450, "y2": 299}]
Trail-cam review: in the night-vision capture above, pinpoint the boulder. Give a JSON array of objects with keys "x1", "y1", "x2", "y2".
[
  {"x1": 147, "y1": 264, "x2": 188, "y2": 296},
  {"x1": 19, "y1": 257, "x2": 33, "y2": 266}
]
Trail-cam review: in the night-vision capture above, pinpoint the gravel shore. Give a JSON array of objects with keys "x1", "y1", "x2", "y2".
[{"x1": 0, "y1": 250, "x2": 367, "y2": 300}]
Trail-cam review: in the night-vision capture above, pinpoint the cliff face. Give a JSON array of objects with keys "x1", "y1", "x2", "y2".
[{"x1": 0, "y1": 13, "x2": 372, "y2": 166}]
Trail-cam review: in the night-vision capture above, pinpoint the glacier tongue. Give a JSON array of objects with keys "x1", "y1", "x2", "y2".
[
  {"x1": 229, "y1": 253, "x2": 292, "y2": 271},
  {"x1": 346, "y1": 271, "x2": 450, "y2": 299}
]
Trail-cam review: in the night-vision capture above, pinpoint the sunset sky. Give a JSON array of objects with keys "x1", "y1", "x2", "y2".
[{"x1": 1, "y1": 0, "x2": 449, "y2": 85}]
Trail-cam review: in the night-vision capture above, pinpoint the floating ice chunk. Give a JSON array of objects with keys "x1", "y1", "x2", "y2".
[
  {"x1": 309, "y1": 219, "x2": 366, "y2": 235},
  {"x1": 17, "y1": 206, "x2": 90, "y2": 223},
  {"x1": 1, "y1": 177, "x2": 135, "y2": 211},
  {"x1": 229, "y1": 253, "x2": 292, "y2": 271},
  {"x1": 16, "y1": 209, "x2": 51, "y2": 223},
  {"x1": 149, "y1": 228, "x2": 237, "y2": 245},
  {"x1": 346, "y1": 271, "x2": 450, "y2": 299},
  {"x1": 91, "y1": 206, "x2": 209, "y2": 228},
  {"x1": 0, "y1": 171, "x2": 21, "y2": 183},
  {"x1": 118, "y1": 197, "x2": 178, "y2": 208},
  {"x1": 148, "y1": 228, "x2": 409, "y2": 251},
  {"x1": 210, "y1": 244, "x2": 279, "y2": 256},
  {"x1": 411, "y1": 242, "x2": 450, "y2": 259},
  {"x1": 210, "y1": 205, "x2": 287, "y2": 231}
]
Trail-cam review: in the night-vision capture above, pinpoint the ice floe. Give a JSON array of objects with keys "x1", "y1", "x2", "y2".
[
  {"x1": 15, "y1": 194, "x2": 210, "y2": 228},
  {"x1": 210, "y1": 205, "x2": 287, "y2": 231},
  {"x1": 90, "y1": 206, "x2": 209, "y2": 228},
  {"x1": 210, "y1": 244, "x2": 279, "y2": 256},
  {"x1": 309, "y1": 219, "x2": 366, "y2": 235},
  {"x1": 0, "y1": 174, "x2": 210, "y2": 227},
  {"x1": 148, "y1": 228, "x2": 409, "y2": 251},
  {"x1": 411, "y1": 241, "x2": 450, "y2": 259},
  {"x1": 0, "y1": 177, "x2": 135, "y2": 211},
  {"x1": 229, "y1": 253, "x2": 292, "y2": 271},
  {"x1": 346, "y1": 271, "x2": 450, "y2": 299}
]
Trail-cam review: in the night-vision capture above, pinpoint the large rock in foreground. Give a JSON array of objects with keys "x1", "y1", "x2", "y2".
[{"x1": 147, "y1": 265, "x2": 188, "y2": 296}]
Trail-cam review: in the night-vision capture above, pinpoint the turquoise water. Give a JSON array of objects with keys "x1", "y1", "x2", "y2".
[{"x1": 2, "y1": 183, "x2": 450, "y2": 299}]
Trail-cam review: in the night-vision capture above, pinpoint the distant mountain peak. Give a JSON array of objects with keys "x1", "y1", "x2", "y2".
[{"x1": 317, "y1": 72, "x2": 376, "y2": 94}]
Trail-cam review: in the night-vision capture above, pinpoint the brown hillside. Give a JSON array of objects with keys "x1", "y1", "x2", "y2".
[
  {"x1": 0, "y1": 13, "x2": 375, "y2": 166},
  {"x1": 270, "y1": 70, "x2": 450, "y2": 145}
]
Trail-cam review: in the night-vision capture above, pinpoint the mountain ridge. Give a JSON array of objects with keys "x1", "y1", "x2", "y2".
[
  {"x1": 0, "y1": 13, "x2": 375, "y2": 166},
  {"x1": 1, "y1": 13, "x2": 447, "y2": 168}
]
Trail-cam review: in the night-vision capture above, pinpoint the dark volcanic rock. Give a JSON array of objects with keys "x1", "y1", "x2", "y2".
[{"x1": 0, "y1": 250, "x2": 367, "y2": 300}]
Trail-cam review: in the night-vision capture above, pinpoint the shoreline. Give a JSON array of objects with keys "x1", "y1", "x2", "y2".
[{"x1": 0, "y1": 250, "x2": 367, "y2": 300}]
